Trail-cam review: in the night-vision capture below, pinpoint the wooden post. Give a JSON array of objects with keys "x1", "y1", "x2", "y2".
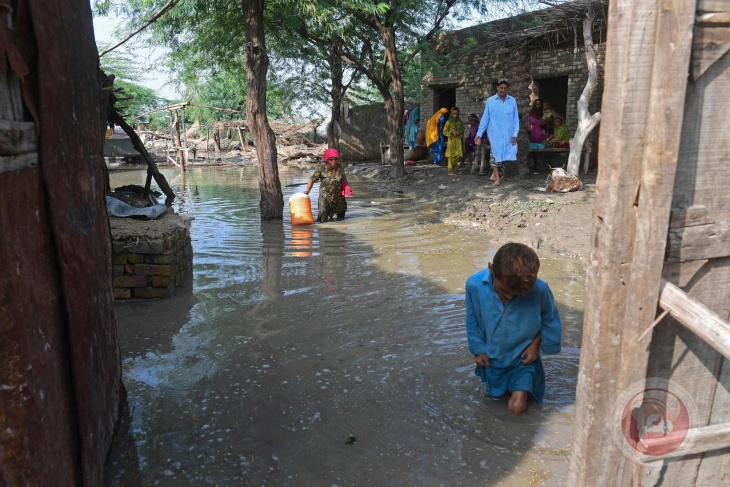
[
  {"x1": 206, "y1": 126, "x2": 210, "y2": 159},
  {"x1": 180, "y1": 107, "x2": 187, "y2": 171},
  {"x1": 172, "y1": 110, "x2": 184, "y2": 168},
  {"x1": 236, "y1": 126, "x2": 245, "y2": 150},
  {"x1": 568, "y1": 0, "x2": 696, "y2": 484},
  {"x1": 213, "y1": 124, "x2": 222, "y2": 160}
]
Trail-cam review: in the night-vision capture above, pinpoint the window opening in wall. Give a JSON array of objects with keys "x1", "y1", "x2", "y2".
[
  {"x1": 534, "y1": 76, "x2": 569, "y2": 118},
  {"x1": 432, "y1": 86, "x2": 456, "y2": 114}
]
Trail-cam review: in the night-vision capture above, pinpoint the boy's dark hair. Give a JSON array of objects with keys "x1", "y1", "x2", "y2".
[{"x1": 491, "y1": 243, "x2": 540, "y2": 295}]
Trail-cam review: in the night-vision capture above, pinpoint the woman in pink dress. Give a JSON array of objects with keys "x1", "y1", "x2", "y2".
[{"x1": 529, "y1": 99, "x2": 547, "y2": 144}]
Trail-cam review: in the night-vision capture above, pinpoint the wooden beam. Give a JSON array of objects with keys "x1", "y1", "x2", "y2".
[
  {"x1": 0, "y1": 120, "x2": 37, "y2": 155},
  {"x1": 691, "y1": 25, "x2": 730, "y2": 80},
  {"x1": 667, "y1": 222, "x2": 730, "y2": 261},
  {"x1": 637, "y1": 423, "x2": 730, "y2": 461},
  {"x1": 669, "y1": 205, "x2": 710, "y2": 228},
  {"x1": 0, "y1": 153, "x2": 38, "y2": 172},
  {"x1": 692, "y1": 1, "x2": 730, "y2": 79},
  {"x1": 658, "y1": 279, "x2": 730, "y2": 361},
  {"x1": 568, "y1": 0, "x2": 697, "y2": 484},
  {"x1": 662, "y1": 260, "x2": 708, "y2": 287}
]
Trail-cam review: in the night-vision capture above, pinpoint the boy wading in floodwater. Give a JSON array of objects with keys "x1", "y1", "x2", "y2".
[{"x1": 465, "y1": 243, "x2": 561, "y2": 414}]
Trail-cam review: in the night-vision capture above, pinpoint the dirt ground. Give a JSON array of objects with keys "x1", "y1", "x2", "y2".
[{"x1": 345, "y1": 161, "x2": 596, "y2": 261}]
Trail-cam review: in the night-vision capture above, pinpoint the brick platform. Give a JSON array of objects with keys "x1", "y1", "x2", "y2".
[{"x1": 110, "y1": 212, "x2": 193, "y2": 299}]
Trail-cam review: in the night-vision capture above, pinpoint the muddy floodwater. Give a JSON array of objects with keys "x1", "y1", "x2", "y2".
[{"x1": 111, "y1": 166, "x2": 586, "y2": 486}]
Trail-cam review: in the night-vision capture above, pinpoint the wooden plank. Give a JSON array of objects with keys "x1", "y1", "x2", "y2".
[
  {"x1": 568, "y1": 0, "x2": 697, "y2": 485},
  {"x1": 29, "y1": 1, "x2": 123, "y2": 484},
  {"x1": 667, "y1": 222, "x2": 730, "y2": 261},
  {"x1": 658, "y1": 280, "x2": 730, "y2": 361},
  {"x1": 696, "y1": 12, "x2": 730, "y2": 23},
  {"x1": 634, "y1": 423, "x2": 730, "y2": 461},
  {"x1": 696, "y1": 357, "x2": 730, "y2": 485},
  {"x1": 675, "y1": 58, "x2": 730, "y2": 220},
  {"x1": 0, "y1": 71, "x2": 25, "y2": 121},
  {"x1": 0, "y1": 120, "x2": 37, "y2": 155},
  {"x1": 669, "y1": 204, "x2": 710, "y2": 228},
  {"x1": 646, "y1": 260, "x2": 730, "y2": 484},
  {"x1": 0, "y1": 153, "x2": 38, "y2": 172},
  {"x1": 662, "y1": 260, "x2": 708, "y2": 287},
  {"x1": 650, "y1": 19, "x2": 730, "y2": 477},
  {"x1": 697, "y1": 1, "x2": 730, "y2": 13},
  {"x1": 691, "y1": 25, "x2": 730, "y2": 80}
]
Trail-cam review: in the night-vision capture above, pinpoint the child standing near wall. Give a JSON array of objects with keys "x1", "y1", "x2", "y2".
[
  {"x1": 443, "y1": 107, "x2": 464, "y2": 175},
  {"x1": 462, "y1": 113, "x2": 480, "y2": 168}
]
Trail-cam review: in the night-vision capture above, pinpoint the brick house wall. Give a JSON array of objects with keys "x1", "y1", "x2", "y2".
[
  {"x1": 339, "y1": 101, "x2": 418, "y2": 161},
  {"x1": 420, "y1": 9, "x2": 606, "y2": 172}
]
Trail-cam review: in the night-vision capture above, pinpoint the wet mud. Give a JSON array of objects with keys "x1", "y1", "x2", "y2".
[{"x1": 111, "y1": 166, "x2": 586, "y2": 486}]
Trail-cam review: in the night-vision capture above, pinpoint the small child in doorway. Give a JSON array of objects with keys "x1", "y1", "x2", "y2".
[
  {"x1": 541, "y1": 101, "x2": 555, "y2": 135},
  {"x1": 465, "y1": 242, "x2": 561, "y2": 414}
]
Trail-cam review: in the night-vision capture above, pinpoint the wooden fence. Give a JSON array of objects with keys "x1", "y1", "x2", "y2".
[{"x1": 569, "y1": 0, "x2": 730, "y2": 484}]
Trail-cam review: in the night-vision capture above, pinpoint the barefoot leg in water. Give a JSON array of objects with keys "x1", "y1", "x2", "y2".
[{"x1": 508, "y1": 391, "x2": 528, "y2": 414}]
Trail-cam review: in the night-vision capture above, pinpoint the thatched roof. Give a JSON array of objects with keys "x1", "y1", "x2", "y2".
[{"x1": 436, "y1": 0, "x2": 608, "y2": 55}]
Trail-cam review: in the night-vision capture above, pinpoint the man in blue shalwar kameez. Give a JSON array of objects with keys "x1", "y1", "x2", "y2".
[
  {"x1": 475, "y1": 78, "x2": 520, "y2": 186},
  {"x1": 465, "y1": 243, "x2": 561, "y2": 414}
]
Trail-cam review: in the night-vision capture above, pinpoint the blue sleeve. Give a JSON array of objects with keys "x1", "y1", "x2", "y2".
[
  {"x1": 465, "y1": 280, "x2": 487, "y2": 355},
  {"x1": 539, "y1": 284, "x2": 562, "y2": 355},
  {"x1": 477, "y1": 98, "x2": 490, "y2": 138},
  {"x1": 511, "y1": 98, "x2": 520, "y2": 138}
]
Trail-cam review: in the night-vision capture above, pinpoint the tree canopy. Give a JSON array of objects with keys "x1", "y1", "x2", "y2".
[{"x1": 97, "y1": 49, "x2": 170, "y2": 128}]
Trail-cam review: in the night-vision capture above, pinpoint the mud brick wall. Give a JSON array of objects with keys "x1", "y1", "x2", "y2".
[
  {"x1": 111, "y1": 217, "x2": 192, "y2": 299},
  {"x1": 421, "y1": 28, "x2": 605, "y2": 171},
  {"x1": 339, "y1": 101, "x2": 418, "y2": 161}
]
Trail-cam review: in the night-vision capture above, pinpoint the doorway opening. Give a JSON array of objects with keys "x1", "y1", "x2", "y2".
[
  {"x1": 431, "y1": 86, "x2": 457, "y2": 115},
  {"x1": 535, "y1": 76, "x2": 569, "y2": 118}
]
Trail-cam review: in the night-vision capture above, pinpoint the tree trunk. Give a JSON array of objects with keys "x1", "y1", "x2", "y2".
[
  {"x1": 241, "y1": 0, "x2": 283, "y2": 220},
  {"x1": 566, "y1": 7, "x2": 602, "y2": 176},
  {"x1": 382, "y1": 26, "x2": 405, "y2": 179},
  {"x1": 327, "y1": 48, "x2": 343, "y2": 150}
]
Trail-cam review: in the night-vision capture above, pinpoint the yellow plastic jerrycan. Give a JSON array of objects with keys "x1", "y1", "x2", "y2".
[{"x1": 289, "y1": 192, "x2": 314, "y2": 225}]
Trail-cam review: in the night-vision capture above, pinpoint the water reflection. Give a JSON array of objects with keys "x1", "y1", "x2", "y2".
[{"x1": 112, "y1": 166, "x2": 585, "y2": 486}]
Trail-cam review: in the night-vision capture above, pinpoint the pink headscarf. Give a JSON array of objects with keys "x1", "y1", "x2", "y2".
[{"x1": 323, "y1": 148, "x2": 340, "y2": 161}]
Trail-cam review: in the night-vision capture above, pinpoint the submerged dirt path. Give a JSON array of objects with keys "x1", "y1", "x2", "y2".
[{"x1": 347, "y1": 161, "x2": 596, "y2": 261}]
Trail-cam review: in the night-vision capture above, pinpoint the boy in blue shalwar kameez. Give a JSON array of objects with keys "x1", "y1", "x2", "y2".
[{"x1": 465, "y1": 242, "x2": 561, "y2": 414}]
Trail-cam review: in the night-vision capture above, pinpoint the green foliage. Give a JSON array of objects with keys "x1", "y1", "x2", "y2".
[{"x1": 93, "y1": 0, "x2": 571, "y2": 132}]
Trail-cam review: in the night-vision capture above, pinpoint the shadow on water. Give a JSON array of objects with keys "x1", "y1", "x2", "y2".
[{"x1": 111, "y1": 166, "x2": 585, "y2": 486}]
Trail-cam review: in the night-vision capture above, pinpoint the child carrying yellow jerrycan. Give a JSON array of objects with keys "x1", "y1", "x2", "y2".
[
  {"x1": 289, "y1": 192, "x2": 315, "y2": 225},
  {"x1": 303, "y1": 148, "x2": 351, "y2": 223}
]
